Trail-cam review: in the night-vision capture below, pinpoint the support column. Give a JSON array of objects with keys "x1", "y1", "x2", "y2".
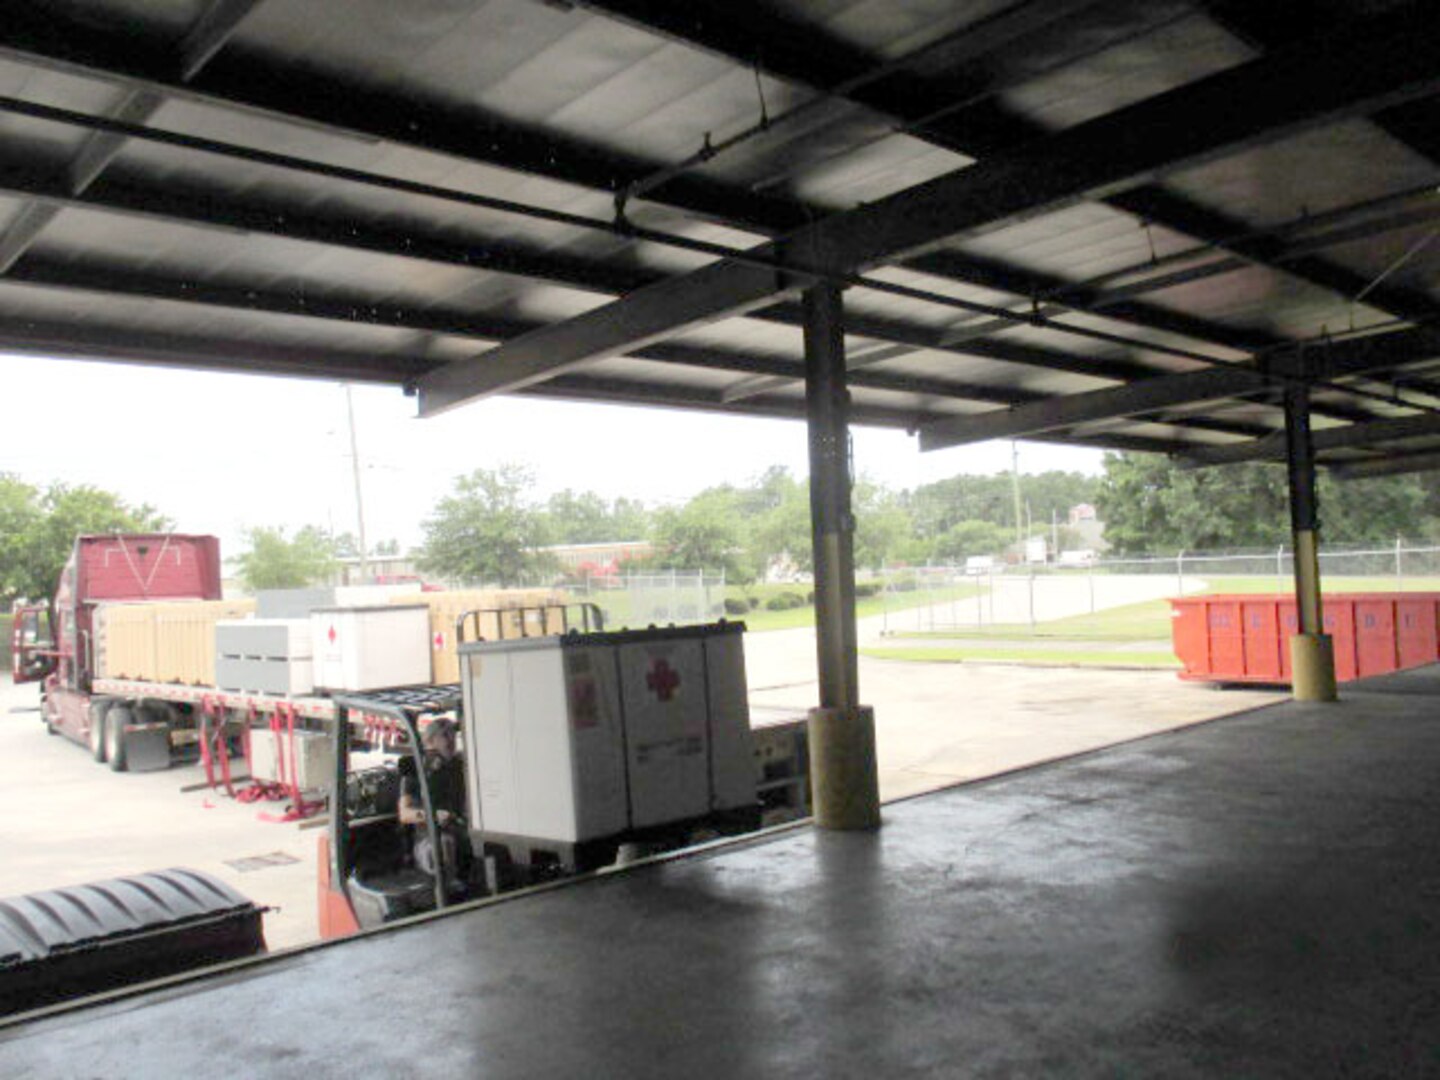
[
  {"x1": 1284, "y1": 379, "x2": 1338, "y2": 702},
  {"x1": 803, "y1": 282, "x2": 880, "y2": 830}
]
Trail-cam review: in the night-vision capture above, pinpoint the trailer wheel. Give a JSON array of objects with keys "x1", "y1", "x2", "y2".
[
  {"x1": 105, "y1": 705, "x2": 132, "y2": 772},
  {"x1": 88, "y1": 700, "x2": 114, "y2": 762}
]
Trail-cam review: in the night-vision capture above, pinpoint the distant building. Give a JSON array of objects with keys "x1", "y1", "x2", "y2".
[
  {"x1": 1067, "y1": 504, "x2": 1107, "y2": 552},
  {"x1": 332, "y1": 553, "x2": 423, "y2": 586},
  {"x1": 539, "y1": 540, "x2": 653, "y2": 577}
]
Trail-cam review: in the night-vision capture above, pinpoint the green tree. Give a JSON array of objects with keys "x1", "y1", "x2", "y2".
[
  {"x1": 543, "y1": 490, "x2": 652, "y2": 544},
  {"x1": 932, "y1": 520, "x2": 1010, "y2": 561},
  {"x1": 235, "y1": 525, "x2": 337, "y2": 590},
  {"x1": 906, "y1": 469, "x2": 1099, "y2": 546},
  {"x1": 651, "y1": 489, "x2": 750, "y2": 580},
  {"x1": 418, "y1": 464, "x2": 556, "y2": 586},
  {"x1": 744, "y1": 469, "x2": 811, "y2": 576},
  {"x1": 0, "y1": 474, "x2": 171, "y2": 604},
  {"x1": 853, "y1": 479, "x2": 916, "y2": 570},
  {"x1": 1096, "y1": 452, "x2": 1432, "y2": 554},
  {"x1": 330, "y1": 531, "x2": 361, "y2": 558}
]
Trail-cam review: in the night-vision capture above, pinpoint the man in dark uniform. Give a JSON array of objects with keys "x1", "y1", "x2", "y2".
[{"x1": 397, "y1": 717, "x2": 472, "y2": 887}]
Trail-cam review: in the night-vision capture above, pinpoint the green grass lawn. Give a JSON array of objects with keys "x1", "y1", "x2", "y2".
[
  {"x1": 888, "y1": 574, "x2": 1440, "y2": 648},
  {"x1": 577, "y1": 580, "x2": 986, "y2": 634},
  {"x1": 726, "y1": 581, "x2": 987, "y2": 633},
  {"x1": 889, "y1": 597, "x2": 1175, "y2": 643}
]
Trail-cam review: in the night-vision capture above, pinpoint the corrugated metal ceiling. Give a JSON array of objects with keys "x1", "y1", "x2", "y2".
[{"x1": 0, "y1": 1, "x2": 1438, "y2": 470}]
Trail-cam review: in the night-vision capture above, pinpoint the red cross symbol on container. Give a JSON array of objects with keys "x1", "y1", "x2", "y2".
[
  {"x1": 327, "y1": 624, "x2": 337, "y2": 644},
  {"x1": 646, "y1": 658, "x2": 681, "y2": 702}
]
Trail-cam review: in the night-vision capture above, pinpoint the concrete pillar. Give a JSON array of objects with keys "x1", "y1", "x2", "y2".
[
  {"x1": 803, "y1": 282, "x2": 880, "y2": 830},
  {"x1": 1284, "y1": 379, "x2": 1338, "y2": 702}
]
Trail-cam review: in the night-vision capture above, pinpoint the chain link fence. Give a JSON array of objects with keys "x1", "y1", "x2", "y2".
[
  {"x1": 566, "y1": 569, "x2": 727, "y2": 629},
  {"x1": 875, "y1": 541, "x2": 1440, "y2": 634}
]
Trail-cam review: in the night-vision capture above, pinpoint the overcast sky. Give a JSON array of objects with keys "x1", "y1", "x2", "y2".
[{"x1": 2, "y1": 354, "x2": 1103, "y2": 555}]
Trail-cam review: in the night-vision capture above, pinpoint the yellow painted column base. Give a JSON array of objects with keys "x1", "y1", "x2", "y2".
[
  {"x1": 807, "y1": 705, "x2": 881, "y2": 830},
  {"x1": 1290, "y1": 633, "x2": 1338, "y2": 702}
]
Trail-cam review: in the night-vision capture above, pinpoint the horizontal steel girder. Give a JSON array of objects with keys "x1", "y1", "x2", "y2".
[
  {"x1": 415, "y1": 10, "x2": 1440, "y2": 416},
  {"x1": 1332, "y1": 448, "x2": 1440, "y2": 479},
  {"x1": 917, "y1": 327, "x2": 1440, "y2": 451},
  {"x1": 1180, "y1": 411, "x2": 1440, "y2": 468}
]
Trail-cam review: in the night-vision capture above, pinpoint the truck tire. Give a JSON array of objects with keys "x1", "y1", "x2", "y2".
[
  {"x1": 105, "y1": 705, "x2": 132, "y2": 772},
  {"x1": 88, "y1": 700, "x2": 114, "y2": 762}
]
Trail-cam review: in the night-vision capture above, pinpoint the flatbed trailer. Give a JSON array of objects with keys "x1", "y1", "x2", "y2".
[{"x1": 87, "y1": 676, "x2": 810, "y2": 825}]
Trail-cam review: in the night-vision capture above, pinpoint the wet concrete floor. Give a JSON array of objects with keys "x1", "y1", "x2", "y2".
[{"x1": 3, "y1": 667, "x2": 1436, "y2": 1077}]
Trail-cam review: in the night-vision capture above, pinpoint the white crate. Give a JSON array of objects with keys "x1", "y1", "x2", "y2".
[
  {"x1": 310, "y1": 605, "x2": 430, "y2": 691},
  {"x1": 248, "y1": 729, "x2": 334, "y2": 790},
  {"x1": 459, "y1": 624, "x2": 754, "y2": 845}
]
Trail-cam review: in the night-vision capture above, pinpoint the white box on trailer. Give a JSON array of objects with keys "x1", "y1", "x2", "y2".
[
  {"x1": 310, "y1": 605, "x2": 430, "y2": 691},
  {"x1": 248, "y1": 728, "x2": 334, "y2": 789}
]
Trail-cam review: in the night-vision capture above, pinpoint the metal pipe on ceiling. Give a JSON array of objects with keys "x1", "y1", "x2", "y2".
[{"x1": 0, "y1": 91, "x2": 1248, "y2": 372}]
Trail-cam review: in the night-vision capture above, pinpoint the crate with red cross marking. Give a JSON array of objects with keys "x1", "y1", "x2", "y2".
[{"x1": 458, "y1": 620, "x2": 762, "y2": 872}]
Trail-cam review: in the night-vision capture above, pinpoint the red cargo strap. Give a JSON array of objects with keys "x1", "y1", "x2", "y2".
[
  {"x1": 237, "y1": 703, "x2": 288, "y2": 804},
  {"x1": 197, "y1": 696, "x2": 238, "y2": 798},
  {"x1": 257, "y1": 701, "x2": 323, "y2": 823}
]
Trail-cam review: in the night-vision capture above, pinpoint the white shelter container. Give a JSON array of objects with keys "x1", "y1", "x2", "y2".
[
  {"x1": 310, "y1": 605, "x2": 430, "y2": 691},
  {"x1": 458, "y1": 622, "x2": 757, "y2": 869}
]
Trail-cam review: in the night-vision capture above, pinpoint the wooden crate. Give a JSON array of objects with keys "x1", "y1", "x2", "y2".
[
  {"x1": 391, "y1": 589, "x2": 569, "y2": 684},
  {"x1": 97, "y1": 599, "x2": 256, "y2": 685}
]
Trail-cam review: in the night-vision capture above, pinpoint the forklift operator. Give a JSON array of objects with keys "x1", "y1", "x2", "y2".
[{"x1": 398, "y1": 718, "x2": 471, "y2": 882}]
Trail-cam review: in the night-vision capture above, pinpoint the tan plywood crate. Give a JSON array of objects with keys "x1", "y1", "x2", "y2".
[
  {"x1": 391, "y1": 589, "x2": 569, "y2": 684},
  {"x1": 97, "y1": 604, "x2": 159, "y2": 682},
  {"x1": 97, "y1": 599, "x2": 256, "y2": 685}
]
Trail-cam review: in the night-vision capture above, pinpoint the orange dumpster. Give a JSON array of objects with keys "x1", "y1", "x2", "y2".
[{"x1": 1170, "y1": 593, "x2": 1440, "y2": 685}]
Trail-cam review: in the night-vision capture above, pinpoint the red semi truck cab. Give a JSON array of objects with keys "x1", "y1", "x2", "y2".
[{"x1": 12, "y1": 534, "x2": 222, "y2": 755}]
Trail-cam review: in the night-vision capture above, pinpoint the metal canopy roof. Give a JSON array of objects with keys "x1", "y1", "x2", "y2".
[{"x1": 3, "y1": 1, "x2": 1440, "y2": 472}]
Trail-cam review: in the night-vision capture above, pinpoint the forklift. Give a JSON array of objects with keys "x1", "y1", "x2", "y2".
[{"x1": 316, "y1": 606, "x2": 811, "y2": 940}]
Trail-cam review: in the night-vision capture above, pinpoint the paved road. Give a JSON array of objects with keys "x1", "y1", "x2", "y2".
[
  {"x1": 745, "y1": 626, "x2": 1280, "y2": 801},
  {"x1": 0, "y1": 676, "x2": 321, "y2": 949}
]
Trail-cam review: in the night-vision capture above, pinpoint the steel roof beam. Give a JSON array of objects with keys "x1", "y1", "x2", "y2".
[
  {"x1": 0, "y1": 165, "x2": 1211, "y2": 397},
  {"x1": 1332, "y1": 448, "x2": 1440, "y2": 479},
  {"x1": 524, "y1": 373, "x2": 1191, "y2": 454},
  {"x1": 0, "y1": 2, "x2": 804, "y2": 237},
  {"x1": 416, "y1": 11, "x2": 1440, "y2": 415},
  {"x1": 15, "y1": 244, "x2": 1283, "y2": 441},
  {"x1": 4, "y1": 251, "x2": 1063, "y2": 409},
  {"x1": 0, "y1": 158, "x2": 1367, "y2": 440},
  {"x1": 1, "y1": 0, "x2": 1420, "y2": 376},
  {"x1": 1202, "y1": 1, "x2": 1440, "y2": 166},
  {"x1": 1180, "y1": 411, "x2": 1440, "y2": 468},
  {"x1": 580, "y1": 0, "x2": 1440, "y2": 343},
  {"x1": 0, "y1": 315, "x2": 426, "y2": 384},
  {"x1": 11, "y1": 172, "x2": 1281, "y2": 435},
  {"x1": 0, "y1": 0, "x2": 1397, "y2": 373},
  {"x1": 0, "y1": 169, "x2": 651, "y2": 295},
  {"x1": 902, "y1": 250, "x2": 1280, "y2": 355},
  {"x1": 0, "y1": 0, "x2": 260, "y2": 274},
  {"x1": 918, "y1": 327, "x2": 1440, "y2": 451}
]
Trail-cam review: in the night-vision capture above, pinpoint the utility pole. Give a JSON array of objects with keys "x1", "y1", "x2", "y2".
[{"x1": 345, "y1": 385, "x2": 370, "y2": 582}]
